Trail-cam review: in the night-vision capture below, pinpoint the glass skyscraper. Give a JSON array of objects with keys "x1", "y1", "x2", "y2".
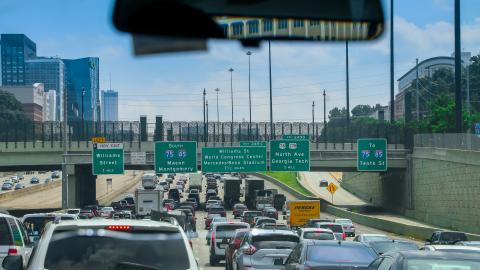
[
  {"x1": 1, "y1": 34, "x2": 37, "y2": 86},
  {"x1": 25, "y1": 57, "x2": 65, "y2": 120},
  {"x1": 63, "y1": 57, "x2": 100, "y2": 122},
  {"x1": 101, "y1": 90, "x2": 119, "y2": 121}
]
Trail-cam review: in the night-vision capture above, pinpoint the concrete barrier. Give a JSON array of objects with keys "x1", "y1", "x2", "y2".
[{"x1": 0, "y1": 181, "x2": 61, "y2": 202}]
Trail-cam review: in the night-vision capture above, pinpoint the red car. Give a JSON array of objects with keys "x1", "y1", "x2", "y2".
[
  {"x1": 79, "y1": 209, "x2": 95, "y2": 219},
  {"x1": 204, "y1": 213, "x2": 221, "y2": 229}
]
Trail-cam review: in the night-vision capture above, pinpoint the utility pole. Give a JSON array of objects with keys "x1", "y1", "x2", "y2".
[
  {"x1": 454, "y1": 0, "x2": 462, "y2": 132},
  {"x1": 323, "y1": 90, "x2": 327, "y2": 142},
  {"x1": 61, "y1": 85, "x2": 68, "y2": 209},
  {"x1": 229, "y1": 68, "x2": 234, "y2": 143},
  {"x1": 390, "y1": 0, "x2": 395, "y2": 122},
  {"x1": 81, "y1": 88, "x2": 85, "y2": 140},
  {"x1": 466, "y1": 59, "x2": 471, "y2": 115},
  {"x1": 247, "y1": 51, "x2": 253, "y2": 140},
  {"x1": 206, "y1": 100, "x2": 209, "y2": 142},
  {"x1": 215, "y1": 88, "x2": 220, "y2": 127},
  {"x1": 346, "y1": 41, "x2": 350, "y2": 126},
  {"x1": 312, "y1": 101, "x2": 315, "y2": 141},
  {"x1": 203, "y1": 88, "x2": 206, "y2": 142},
  {"x1": 416, "y1": 58, "x2": 420, "y2": 120},
  {"x1": 268, "y1": 40, "x2": 273, "y2": 140}
]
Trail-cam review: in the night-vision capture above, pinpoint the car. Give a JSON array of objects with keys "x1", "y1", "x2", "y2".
[
  {"x1": 186, "y1": 198, "x2": 198, "y2": 209},
  {"x1": 209, "y1": 221, "x2": 250, "y2": 266},
  {"x1": 319, "y1": 179, "x2": 328, "y2": 187},
  {"x1": 51, "y1": 171, "x2": 60, "y2": 179},
  {"x1": 158, "y1": 181, "x2": 169, "y2": 190},
  {"x1": 10, "y1": 219, "x2": 199, "y2": 270},
  {"x1": 79, "y1": 209, "x2": 95, "y2": 219},
  {"x1": 425, "y1": 231, "x2": 468, "y2": 245},
  {"x1": 206, "y1": 217, "x2": 228, "y2": 244},
  {"x1": 112, "y1": 210, "x2": 133, "y2": 219},
  {"x1": 420, "y1": 244, "x2": 480, "y2": 252},
  {"x1": 21, "y1": 213, "x2": 77, "y2": 243},
  {"x1": 0, "y1": 213, "x2": 34, "y2": 269},
  {"x1": 254, "y1": 217, "x2": 276, "y2": 228},
  {"x1": 315, "y1": 222, "x2": 346, "y2": 241},
  {"x1": 205, "y1": 200, "x2": 221, "y2": 211},
  {"x1": 233, "y1": 229, "x2": 300, "y2": 270},
  {"x1": 225, "y1": 229, "x2": 251, "y2": 270},
  {"x1": 83, "y1": 205, "x2": 101, "y2": 216},
  {"x1": 232, "y1": 203, "x2": 248, "y2": 218},
  {"x1": 175, "y1": 184, "x2": 184, "y2": 192},
  {"x1": 284, "y1": 240, "x2": 377, "y2": 270},
  {"x1": 100, "y1": 207, "x2": 115, "y2": 218},
  {"x1": 206, "y1": 189, "x2": 217, "y2": 200},
  {"x1": 65, "y1": 209, "x2": 81, "y2": 216},
  {"x1": 456, "y1": 241, "x2": 480, "y2": 247},
  {"x1": 208, "y1": 206, "x2": 226, "y2": 217},
  {"x1": 44, "y1": 177, "x2": 52, "y2": 184},
  {"x1": 17, "y1": 175, "x2": 24, "y2": 180},
  {"x1": 29, "y1": 177, "x2": 40, "y2": 184},
  {"x1": 14, "y1": 183, "x2": 25, "y2": 190},
  {"x1": 189, "y1": 189, "x2": 199, "y2": 194},
  {"x1": 3, "y1": 179, "x2": 13, "y2": 185},
  {"x1": 205, "y1": 213, "x2": 222, "y2": 229},
  {"x1": 262, "y1": 207, "x2": 278, "y2": 219},
  {"x1": 297, "y1": 228, "x2": 337, "y2": 241},
  {"x1": 334, "y1": 218, "x2": 355, "y2": 236},
  {"x1": 166, "y1": 177, "x2": 174, "y2": 184},
  {"x1": 241, "y1": 211, "x2": 262, "y2": 226},
  {"x1": 2, "y1": 183, "x2": 13, "y2": 190},
  {"x1": 367, "y1": 250, "x2": 480, "y2": 270},
  {"x1": 10, "y1": 176, "x2": 19, "y2": 183},
  {"x1": 353, "y1": 233, "x2": 391, "y2": 244},
  {"x1": 260, "y1": 223, "x2": 290, "y2": 230},
  {"x1": 177, "y1": 208, "x2": 196, "y2": 232},
  {"x1": 368, "y1": 240, "x2": 419, "y2": 255}
]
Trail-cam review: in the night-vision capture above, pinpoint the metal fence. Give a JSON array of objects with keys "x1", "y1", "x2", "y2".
[{"x1": 414, "y1": 133, "x2": 480, "y2": 151}]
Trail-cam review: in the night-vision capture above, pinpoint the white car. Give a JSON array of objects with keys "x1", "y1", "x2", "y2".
[
  {"x1": 334, "y1": 218, "x2": 356, "y2": 237},
  {"x1": 0, "y1": 213, "x2": 33, "y2": 269},
  {"x1": 205, "y1": 199, "x2": 221, "y2": 210},
  {"x1": 15, "y1": 219, "x2": 199, "y2": 270},
  {"x1": 209, "y1": 222, "x2": 250, "y2": 265},
  {"x1": 297, "y1": 228, "x2": 337, "y2": 241},
  {"x1": 353, "y1": 234, "x2": 390, "y2": 244},
  {"x1": 22, "y1": 213, "x2": 77, "y2": 243}
]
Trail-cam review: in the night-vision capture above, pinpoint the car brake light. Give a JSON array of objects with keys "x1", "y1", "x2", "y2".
[
  {"x1": 244, "y1": 245, "x2": 257, "y2": 255},
  {"x1": 8, "y1": 248, "x2": 17, "y2": 255},
  {"x1": 234, "y1": 238, "x2": 241, "y2": 247},
  {"x1": 105, "y1": 225, "x2": 131, "y2": 231},
  {"x1": 211, "y1": 230, "x2": 215, "y2": 244},
  {"x1": 342, "y1": 233, "x2": 346, "y2": 240}
]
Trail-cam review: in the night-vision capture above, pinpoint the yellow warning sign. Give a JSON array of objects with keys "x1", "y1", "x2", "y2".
[
  {"x1": 327, "y1": 182, "x2": 338, "y2": 194},
  {"x1": 92, "y1": 137, "x2": 106, "y2": 143}
]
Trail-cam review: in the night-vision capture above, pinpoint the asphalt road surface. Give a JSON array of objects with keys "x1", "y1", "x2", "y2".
[{"x1": 0, "y1": 171, "x2": 61, "y2": 194}]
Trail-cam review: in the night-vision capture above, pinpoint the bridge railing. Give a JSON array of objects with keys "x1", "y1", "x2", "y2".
[
  {"x1": 415, "y1": 133, "x2": 480, "y2": 151},
  {"x1": 0, "y1": 120, "x2": 406, "y2": 148}
]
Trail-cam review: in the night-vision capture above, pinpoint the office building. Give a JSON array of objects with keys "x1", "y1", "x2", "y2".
[
  {"x1": 63, "y1": 57, "x2": 100, "y2": 122},
  {"x1": 101, "y1": 90, "x2": 119, "y2": 121},
  {"x1": 0, "y1": 83, "x2": 44, "y2": 122},
  {"x1": 25, "y1": 57, "x2": 65, "y2": 121},
  {"x1": 0, "y1": 34, "x2": 37, "y2": 86},
  {"x1": 43, "y1": 90, "x2": 56, "y2": 121}
]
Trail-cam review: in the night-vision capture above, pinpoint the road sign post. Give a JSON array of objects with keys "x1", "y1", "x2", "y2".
[
  {"x1": 326, "y1": 182, "x2": 338, "y2": 204},
  {"x1": 155, "y1": 141, "x2": 197, "y2": 174},
  {"x1": 92, "y1": 143, "x2": 124, "y2": 175},
  {"x1": 202, "y1": 146, "x2": 267, "y2": 173},
  {"x1": 357, "y1": 138, "x2": 387, "y2": 171},
  {"x1": 270, "y1": 140, "x2": 310, "y2": 171}
]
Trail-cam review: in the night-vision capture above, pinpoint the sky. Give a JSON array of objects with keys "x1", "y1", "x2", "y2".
[{"x1": 1, "y1": 0, "x2": 480, "y2": 122}]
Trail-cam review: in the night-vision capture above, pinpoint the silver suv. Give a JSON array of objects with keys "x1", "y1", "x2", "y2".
[
  {"x1": 209, "y1": 222, "x2": 250, "y2": 266},
  {"x1": 2, "y1": 219, "x2": 198, "y2": 270},
  {"x1": 233, "y1": 228, "x2": 299, "y2": 270}
]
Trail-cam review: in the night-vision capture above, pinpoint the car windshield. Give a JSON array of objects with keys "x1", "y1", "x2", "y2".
[
  {"x1": 440, "y1": 233, "x2": 468, "y2": 242},
  {"x1": 407, "y1": 259, "x2": 480, "y2": 270},
  {"x1": 216, "y1": 224, "x2": 249, "y2": 238},
  {"x1": 303, "y1": 231, "x2": 336, "y2": 240},
  {"x1": 23, "y1": 216, "x2": 56, "y2": 235},
  {"x1": 245, "y1": 212, "x2": 262, "y2": 217},
  {"x1": 336, "y1": 220, "x2": 352, "y2": 225},
  {"x1": 212, "y1": 217, "x2": 227, "y2": 222},
  {"x1": 318, "y1": 224, "x2": 343, "y2": 233},
  {"x1": 306, "y1": 245, "x2": 376, "y2": 265},
  {"x1": 44, "y1": 230, "x2": 189, "y2": 270},
  {"x1": 252, "y1": 234, "x2": 299, "y2": 249}
]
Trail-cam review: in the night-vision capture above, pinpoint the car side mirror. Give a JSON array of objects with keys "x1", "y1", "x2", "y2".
[{"x1": 2, "y1": 256, "x2": 23, "y2": 270}]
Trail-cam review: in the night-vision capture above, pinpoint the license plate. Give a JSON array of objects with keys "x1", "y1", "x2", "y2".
[
  {"x1": 274, "y1": 258, "x2": 283, "y2": 265},
  {"x1": 220, "y1": 244, "x2": 228, "y2": 248}
]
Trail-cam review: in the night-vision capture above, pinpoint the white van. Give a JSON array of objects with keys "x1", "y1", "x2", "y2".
[{"x1": 142, "y1": 173, "x2": 157, "y2": 189}]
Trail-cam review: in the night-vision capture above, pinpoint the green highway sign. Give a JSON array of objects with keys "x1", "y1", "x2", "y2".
[
  {"x1": 270, "y1": 140, "x2": 310, "y2": 171},
  {"x1": 283, "y1": 134, "x2": 309, "y2": 140},
  {"x1": 357, "y1": 138, "x2": 387, "y2": 171},
  {"x1": 92, "y1": 143, "x2": 124, "y2": 175},
  {"x1": 239, "y1": 141, "x2": 267, "y2": 147},
  {"x1": 202, "y1": 146, "x2": 267, "y2": 173},
  {"x1": 155, "y1": 141, "x2": 197, "y2": 174}
]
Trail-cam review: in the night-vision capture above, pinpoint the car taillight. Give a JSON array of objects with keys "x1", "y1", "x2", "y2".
[
  {"x1": 234, "y1": 238, "x2": 241, "y2": 247},
  {"x1": 105, "y1": 225, "x2": 131, "y2": 231},
  {"x1": 8, "y1": 248, "x2": 17, "y2": 255},
  {"x1": 211, "y1": 230, "x2": 215, "y2": 244},
  {"x1": 243, "y1": 245, "x2": 257, "y2": 255},
  {"x1": 342, "y1": 233, "x2": 346, "y2": 240}
]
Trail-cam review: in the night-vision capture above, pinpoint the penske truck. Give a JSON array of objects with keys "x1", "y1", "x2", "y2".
[{"x1": 288, "y1": 200, "x2": 320, "y2": 228}]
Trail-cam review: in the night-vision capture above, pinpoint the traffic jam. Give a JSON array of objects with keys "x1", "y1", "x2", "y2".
[{"x1": 1, "y1": 172, "x2": 479, "y2": 270}]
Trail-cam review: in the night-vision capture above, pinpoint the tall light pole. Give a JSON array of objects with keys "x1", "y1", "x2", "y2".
[
  {"x1": 81, "y1": 88, "x2": 85, "y2": 140},
  {"x1": 454, "y1": 0, "x2": 462, "y2": 132},
  {"x1": 206, "y1": 100, "x2": 209, "y2": 142},
  {"x1": 312, "y1": 101, "x2": 315, "y2": 141},
  {"x1": 229, "y1": 68, "x2": 234, "y2": 143},
  {"x1": 268, "y1": 41, "x2": 273, "y2": 140},
  {"x1": 390, "y1": 0, "x2": 395, "y2": 122},
  {"x1": 203, "y1": 88, "x2": 206, "y2": 142},
  {"x1": 215, "y1": 88, "x2": 220, "y2": 127},
  {"x1": 246, "y1": 51, "x2": 252, "y2": 140},
  {"x1": 345, "y1": 41, "x2": 350, "y2": 126},
  {"x1": 323, "y1": 90, "x2": 327, "y2": 142}
]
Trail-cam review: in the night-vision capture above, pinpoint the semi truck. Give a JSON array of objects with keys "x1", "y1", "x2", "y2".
[
  {"x1": 244, "y1": 178, "x2": 264, "y2": 209},
  {"x1": 288, "y1": 200, "x2": 321, "y2": 228},
  {"x1": 188, "y1": 173, "x2": 203, "y2": 192},
  {"x1": 255, "y1": 189, "x2": 277, "y2": 210},
  {"x1": 223, "y1": 177, "x2": 241, "y2": 209},
  {"x1": 135, "y1": 187, "x2": 164, "y2": 218}
]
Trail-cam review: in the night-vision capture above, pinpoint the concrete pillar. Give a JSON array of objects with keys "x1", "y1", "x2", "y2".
[{"x1": 64, "y1": 164, "x2": 97, "y2": 208}]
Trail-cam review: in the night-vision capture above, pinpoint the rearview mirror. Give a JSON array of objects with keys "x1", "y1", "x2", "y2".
[
  {"x1": 113, "y1": 0, "x2": 384, "y2": 43},
  {"x1": 2, "y1": 256, "x2": 22, "y2": 270}
]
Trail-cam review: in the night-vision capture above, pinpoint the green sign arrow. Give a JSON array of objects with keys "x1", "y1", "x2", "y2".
[
  {"x1": 357, "y1": 138, "x2": 387, "y2": 171},
  {"x1": 270, "y1": 140, "x2": 310, "y2": 171},
  {"x1": 155, "y1": 141, "x2": 197, "y2": 174},
  {"x1": 202, "y1": 146, "x2": 267, "y2": 173},
  {"x1": 239, "y1": 141, "x2": 267, "y2": 147},
  {"x1": 92, "y1": 143, "x2": 124, "y2": 175}
]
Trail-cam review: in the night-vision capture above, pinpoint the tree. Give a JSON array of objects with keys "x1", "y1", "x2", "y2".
[
  {"x1": 0, "y1": 90, "x2": 28, "y2": 122},
  {"x1": 351, "y1": 104, "x2": 375, "y2": 117},
  {"x1": 328, "y1": 107, "x2": 347, "y2": 120}
]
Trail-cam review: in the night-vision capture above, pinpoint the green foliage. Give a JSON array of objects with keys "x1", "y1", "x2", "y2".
[
  {"x1": 0, "y1": 90, "x2": 28, "y2": 122},
  {"x1": 351, "y1": 104, "x2": 382, "y2": 118},
  {"x1": 263, "y1": 172, "x2": 313, "y2": 196}
]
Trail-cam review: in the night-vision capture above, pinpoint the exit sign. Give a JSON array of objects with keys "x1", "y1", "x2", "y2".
[{"x1": 357, "y1": 138, "x2": 387, "y2": 171}]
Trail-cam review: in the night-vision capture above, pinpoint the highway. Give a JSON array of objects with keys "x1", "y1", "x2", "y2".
[{"x1": 0, "y1": 171, "x2": 61, "y2": 194}]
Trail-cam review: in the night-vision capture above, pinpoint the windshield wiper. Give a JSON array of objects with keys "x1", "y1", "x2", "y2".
[{"x1": 116, "y1": 262, "x2": 161, "y2": 270}]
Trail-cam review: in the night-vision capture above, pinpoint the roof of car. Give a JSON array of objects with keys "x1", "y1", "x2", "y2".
[
  {"x1": 303, "y1": 240, "x2": 368, "y2": 247},
  {"x1": 251, "y1": 228, "x2": 298, "y2": 236},
  {"x1": 317, "y1": 222, "x2": 342, "y2": 225},
  {"x1": 426, "y1": 245, "x2": 480, "y2": 251},
  {"x1": 358, "y1": 234, "x2": 389, "y2": 237},
  {"x1": 301, "y1": 228, "x2": 334, "y2": 233},
  {"x1": 391, "y1": 250, "x2": 480, "y2": 259},
  {"x1": 212, "y1": 221, "x2": 250, "y2": 228},
  {"x1": 256, "y1": 217, "x2": 276, "y2": 221},
  {"x1": 22, "y1": 213, "x2": 76, "y2": 219},
  {"x1": 0, "y1": 212, "x2": 16, "y2": 219},
  {"x1": 52, "y1": 219, "x2": 179, "y2": 231}
]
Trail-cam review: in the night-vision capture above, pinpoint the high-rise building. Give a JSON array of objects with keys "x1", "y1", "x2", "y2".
[
  {"x1": 25, "y1": 57, "x2": 65, "y2": 121},
  {"x1": 63, "y1": 57, "x2": 100, "y2": 122},
  {"x1": 0, "y1": 83, "x2": 44, "y2": 122},
  {"x1": 0, "y1": 34, "x2": 37, "y2": 86},
  {"x1": 44, "y1": 90, "x2": 56, "y2": 121},
  {"x1": 101, "y1": 90, "x2": 119, "y2": 121}
]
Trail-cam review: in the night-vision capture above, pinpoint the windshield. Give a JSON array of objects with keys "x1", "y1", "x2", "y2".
[
  {"x1": 318, "y1": 224, "x2": 343, "y2": 233},
  {"x1": 303, "y1": 231, "x2": 336, "y2": 240},
  {"x1": 44, "y1": 231, "x2": 189, "y2": 270},
  {"x1": 252, "y1": 234, "x2": 299, "y2": 249},
  {"x1": 306, "y1": 245, "x2": 376, "y2": 265}
]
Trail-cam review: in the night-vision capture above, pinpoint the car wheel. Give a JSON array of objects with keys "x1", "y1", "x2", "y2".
[{"x1": 209, "y1": 255, "x2": 217, "y2": 266}]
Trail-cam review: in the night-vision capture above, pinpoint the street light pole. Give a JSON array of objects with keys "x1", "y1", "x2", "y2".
[
  {"x1": 229, "y1": 68, "x2": 234, "y2": 144},
  {"x1": 323, "y1": 90, "x2": 327, "y2": 143},
  {"x1": 268, "y1": 40, "x2": 273, "y2": 140},
  {"x1": 247, "y1": 51, "x2": 252, "y2": 140},
  {"x1": 215, "y1": 88, "x2": 220, "y2": 128},
  {"x1": 81, "y1": 88, "x2": 85, "y2": 140},
  {"x1": 203, "y1": 88, "x2": 206, "y2": 142},
  {"x1": 206, "y1": 100, "x2": 209, "y2": 142},
  {"x1": 345, "y1": 41, "x2": 350, "y2": 126},
  {"x1": 454, "y1": 0, "x2": 462, "y2": 132},
  {"x1": 390, "y1": 0, "x2": 395, "y2": 122},
  {"x1": 312, "y1": 101, "x2": 315, "y2": 141}
]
